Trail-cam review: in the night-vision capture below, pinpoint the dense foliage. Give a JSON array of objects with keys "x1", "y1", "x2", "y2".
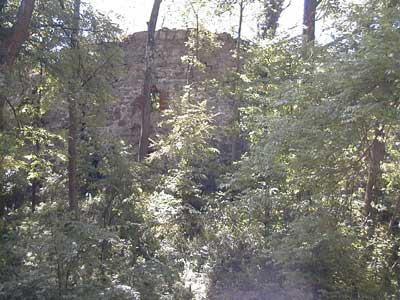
[{"x1": 1, "y1": 0, "x2": 400, "y2": 299}]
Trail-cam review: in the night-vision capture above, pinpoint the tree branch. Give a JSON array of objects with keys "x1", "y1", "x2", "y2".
[
  {"x1": 4, "y1": 96, "x2": 21, "y2": 129},
  {"x1": 0, "y1": 0, "x2": 36, "y2": 65}
]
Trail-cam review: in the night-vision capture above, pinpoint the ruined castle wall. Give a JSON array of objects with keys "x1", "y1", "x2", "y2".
[{"x1": 107, "y1": 28, "x2": 237, "y2": 144}]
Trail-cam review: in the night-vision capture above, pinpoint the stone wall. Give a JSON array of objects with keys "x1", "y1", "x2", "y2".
[{"x1": 107, "y1": 28, "x2": 237, "y2": 144}]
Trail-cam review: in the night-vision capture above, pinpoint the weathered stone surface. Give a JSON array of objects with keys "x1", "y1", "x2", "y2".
[{"x1": 108, "y1": 28, "x2": 237, "y2": 144}]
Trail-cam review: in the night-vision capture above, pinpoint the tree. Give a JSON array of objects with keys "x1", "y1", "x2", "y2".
[
  {"x1": 0, "y1": 0, "x2": 36, "y2": 65},
  {"x1": 2, "y1": 0, "x2": 400, "y2": 299},
  {"x1": 231, "y1": 0, "x2": 245, "y2": 161},
  {"x1": 302, "y1": 0, "x2": 317, "y2": 48},
  {"x1": 364, "y1": 127, "x2": 385, "y2": 216},
  {"x1": 67, "y1": 0, "x2": 80, "y2": 217},
  {"x1": 138, "y1": 0, "x2": 162, "y2": 161},
  {"x1": 0, "y1": 0, "x2": 36, "y2": 130}
]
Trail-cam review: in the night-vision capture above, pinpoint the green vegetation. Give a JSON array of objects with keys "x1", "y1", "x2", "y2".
[{"x1": 1, "y1": 0, "x2": 400, "y2": 299}]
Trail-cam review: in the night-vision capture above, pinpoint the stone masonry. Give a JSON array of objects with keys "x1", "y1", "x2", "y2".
[{"x1": 107, "y1": 28, "x2": 237, "y2": 145}]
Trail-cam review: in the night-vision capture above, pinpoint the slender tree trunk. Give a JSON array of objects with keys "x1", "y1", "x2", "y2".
[
  {"x1": 185, "y1": 8, "x2": 199, "y2": 103},
  {"x1": 0, "y1": 95, "x2": 5, "y2": 130},
  {"x1": 186, "y1": 3, "x2": 199, "y2": 86},
  {"x1": 231, "y1": 1, "x2": 244, "y2": 161},
  {"x1": 31, "y1": 122, "x2": 40, "y2": 212},
  {"x1": 68, "y1": 0, "x2": 81, "y2": 217},
  {"x1": 235, "y1": 2, "x2": 244, "y2": 84},
  {"x1": 68, "y1": 95, "x2": 78, "y2": 216},
  {"x1": 302, "y1": 0, "x2": 316, "y2": 51},
  {"x1": 31, "y1": 67, "x2": 44, "y2": 212},
  {"x1": 138, "y1": 0, "x2": 162, "y2": 161},
  {"x1": 364, "y1": 127, "x2": 385, "y2": 217},
  {"x1": 31, "y1": 175, "x2": 39, "y2": 211}
]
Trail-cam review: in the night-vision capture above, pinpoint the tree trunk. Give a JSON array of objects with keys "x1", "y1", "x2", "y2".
[
  {"x1": 138, "y1": 0, "x2": 162, "y2": 161},
  {"x1": 68, "y1": 0, "x2": 81, "y2": 217},
  {"x1": 364, "y1": 127, "x2": 385, "y2": 217},
  {"x1": 31, "y1": 177, "x2": 39, "y2": 212},
  {"x1": 30, "y1": 69, "x2": 44, "y2": 213},
  {"x1": 0, "y1": 0, "x2": 36, "y2": 65},
  {"x1": 31, "y1": 107, "x2": 40, "y2": 213},
  {"x1": 68, "y1": 96, "x2": 78, "y2": 217},
  {"x1": 302, "y1": 0, "x2": 316, "y2": 49},
  {"x1": 0, "y1": 0, "x2": 35, "y2": 130},
  {"x1": 231, "y1": 1, "x2": 244, "y2": 161},
  {"x1": 185, "y1": 3, "x2": 200, "y2": 87},
  {"x1": 0, "y1": 95, "x2": 5, "y2": 130}
]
